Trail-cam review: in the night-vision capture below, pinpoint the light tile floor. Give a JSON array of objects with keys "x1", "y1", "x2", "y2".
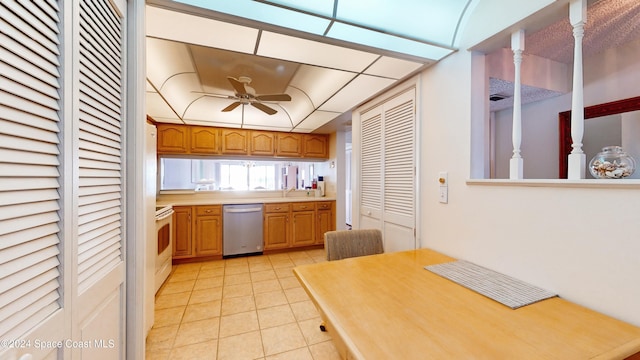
[{"x1": 146, "y1": 249, "x2": 342, "y2": 360}]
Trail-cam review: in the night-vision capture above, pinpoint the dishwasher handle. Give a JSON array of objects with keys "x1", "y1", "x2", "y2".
[{"x1": 224, "y1": 207, "x2": 262, "y2": 213}]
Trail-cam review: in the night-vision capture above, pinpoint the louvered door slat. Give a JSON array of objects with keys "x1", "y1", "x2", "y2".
[{"x1": 1, "y1": 3, "x2": 60, "y2": 59}]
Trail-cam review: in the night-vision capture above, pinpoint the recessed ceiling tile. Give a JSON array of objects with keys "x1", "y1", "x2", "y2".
[
  {"x1": 184, "y1": 119, "x2": 241, "y2": 128},
  {"x1": 146, "y1": 92, "x2": 180, "y2": 120},
  {"x1": 159, "y1": 73, "x2": 203, "y2": 118},
  {"x1": 319, "y1": 75, "x2": 396, "y2": 113},
  {"x1": 182, "y1": 96, "x2": 243, "y2": 125},
  {"x1": 257, "y1": 31, "x2": 379, "y2": 72},
  {"x1": 279, "y1": 87, "x2": 315, "y2": 121},
  {"x1": 289, "y1": 65, "x2": 358, "y2": 106},
  {"x1": 294, "y1": 110, "x2": 342, "y2": 131},
  {"x1": 364, "y1": 56, "x2": 425, "y2": 79},
  {"x1": 146, "y1": 6, "x2": 258, "y2": 54},
  {"x1": 146, "y1": 38, "x2": 195, "y2": 87},
  {"x1": 243, "y1": 105, "x2": 293, "y2": 129}
]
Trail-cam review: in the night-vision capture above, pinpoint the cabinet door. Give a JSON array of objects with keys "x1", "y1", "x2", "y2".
[
  {"x1": 250, "y1": 130, "x2": 275, "y2": 156},
  {"x1": 190, "y1": 126, "x2": 219, "y2": 154},
  {"x1": 291, "y1": 210, "x2": 315, "y2": 246},
  {"x1": 303, "y1": 134, "x2": 329, "y2": 159},
  {"x1": 172, "y1": 206, "x2": 192, "y2": 258},
  {"x1": 221, "y1": 128, "x2": 248, "y2": 155},
  {"x1": 316, "y1": 209, "x2": 333, "y2": 245},
  {"x1": 195, "y1": 215, "x2": 222, "y2": 256},
  {"x1": 157, "y1": 124, "x2": 189, "y2": 153},
  {"x1": 276, "y1": 133, "x2": 303, "y2": 157},
  {"x1": 264, "y1": 213, "x2": 289, "y2": 250}
]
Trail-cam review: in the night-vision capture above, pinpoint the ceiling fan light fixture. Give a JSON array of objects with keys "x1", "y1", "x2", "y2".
[{"x1": 220, "y1": 76, "x2": 292, "y2": 115}]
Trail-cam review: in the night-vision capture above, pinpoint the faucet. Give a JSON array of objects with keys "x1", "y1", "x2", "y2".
[{"x1": 282, "y1": 187, "x2": 295, "y2": 197}]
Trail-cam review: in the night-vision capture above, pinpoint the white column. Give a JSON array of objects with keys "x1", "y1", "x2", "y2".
[
  {"x1": 510, "y1": 30, "x2": 525, "y2": 179},
  {"x1": 568, "y1": 0, "x2": 587, "y2": 179}
]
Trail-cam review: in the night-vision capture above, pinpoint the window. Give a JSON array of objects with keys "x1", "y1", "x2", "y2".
[{"x1": 160, "y1": 158, "x2": 321, "y2": 191}]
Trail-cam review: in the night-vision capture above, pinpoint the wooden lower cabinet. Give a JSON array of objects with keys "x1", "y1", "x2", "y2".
[
  {"x1": 264, "y1": 201, "x2": 335, "y2": 251},
  {"x1": 194, "y1": 205, "x2": 222, "y2": 256},
  {"x1": 264, "y1": 203, "x2": 290, "y2": 250},
  {"x1": 172, "y1": 205, "x2": 222, "y2": 261},
  {"x1": 316, "y1": 208, "x2": 334, "y2": 245},
  {"x1": 172, "y1": 206, "x2": 192, "y2": 257}
]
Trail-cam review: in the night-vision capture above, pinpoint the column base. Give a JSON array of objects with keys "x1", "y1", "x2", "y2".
[
  {"x1": 567, "y1": 153, "x2": 586, "y2": 179},
  {"x1": 510, "y1": 157, "x2": 523, "y2": 179}
]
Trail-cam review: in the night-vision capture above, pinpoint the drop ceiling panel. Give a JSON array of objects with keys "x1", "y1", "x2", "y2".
[
  {"x1": 335, "y1": 0, "x2": 472, "y2": 46},
  {"x1": 319, "y1": 75, "x2": 396, "y2": 113},
  {"x1": 146, "y1": 92, "x2": 180, "y2": 120},
  {"x1": 146, "y1": 38, "x2": 195, "y2": 86},
  {"x1": 365, "y1": 56, "x2": 425, "y2": 79},
  {"x1": 190, "y1": 45, "x2": 300, "y2": 95},
  {"x1": 289, "y1": 65, "x2": 358, "y2": 107},
  {"x1": 294, "y1": 110, "x2": 343, "y2": 132},
  {"x1": 257, "y1": 31, "x2": 379, "y2": 73},
  {"x1": 279, "y1": 87, "x2": 315, "y2": 121},
  {"x1": 158, "y1": 73, "x2": 203, "y2": 118},
  {"x1": 146, "y1": 6, "x2": 258, "y2": 54}
]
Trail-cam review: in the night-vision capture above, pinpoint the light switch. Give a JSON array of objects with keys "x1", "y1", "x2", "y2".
[{"x1": 438, "y1": 172, "x2": 448, "y2": 204}]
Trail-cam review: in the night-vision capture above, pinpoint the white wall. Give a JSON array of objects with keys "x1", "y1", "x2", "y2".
[{"x1": 409, "y1": 2, "x2": 640, "y2": 327}]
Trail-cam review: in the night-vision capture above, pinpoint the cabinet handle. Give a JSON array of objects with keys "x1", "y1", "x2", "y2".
[
  {"x1": 301, "y1": 206, "x2": 307, "y2": 209},
  {"x1": 275, "y1": 207, "x2": 281, "y2": 210},
  {"x1": 205, "y1": 209, "x2": 212, "y2": 213}
]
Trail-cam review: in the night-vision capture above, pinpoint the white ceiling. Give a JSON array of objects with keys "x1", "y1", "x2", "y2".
[{"x1": 145, "y1": 1, "x2": 475, "y2": 133}]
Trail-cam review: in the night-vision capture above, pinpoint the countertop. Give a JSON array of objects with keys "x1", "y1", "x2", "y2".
[{"x1": 157, "y1": 192, "x2": 335, "y2": 207}]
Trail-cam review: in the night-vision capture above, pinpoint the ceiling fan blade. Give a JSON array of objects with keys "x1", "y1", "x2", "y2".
[
  {"x1": 227, "y1": 76, "x2": 247, "y2": 95},
  {"x1": 255, "y1": 94, "x2": 291, "y2": 102},
  {"x1": 251, "y1": 102, "x2": 277, "y2": 115},
  {"x1": 222, "y1": 101, "x2": 242, "y2": 112}
]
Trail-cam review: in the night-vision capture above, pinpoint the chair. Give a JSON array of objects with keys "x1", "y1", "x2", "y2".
[
  {"x1": 319, "y1": 229, "x2": 384, "y2": 332},
  {"x1": 324, "y1": 229, "x2": 384, "y2": 261}
]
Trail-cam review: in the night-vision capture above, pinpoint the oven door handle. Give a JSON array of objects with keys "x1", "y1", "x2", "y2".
[{"x1": 156, "y1": 209, "x2": 174, "y2": 221}]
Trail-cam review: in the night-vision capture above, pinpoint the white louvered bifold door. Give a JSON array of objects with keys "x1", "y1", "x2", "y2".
[
  {"x1": 359, "y1": 106, "x2": 383, "y2": 229},
  {"x1": 0, "y1": 0, "x2": 65, "y2": 354},
  {"x1": 382, "y1": 89, "x2": 416, "y2": 252},
  {"x1": 77, "y1": 0, "x2": 123, "y2": 293},
  {"x1": 73, "y1": 1, "x2": 125, "y2": 358}
]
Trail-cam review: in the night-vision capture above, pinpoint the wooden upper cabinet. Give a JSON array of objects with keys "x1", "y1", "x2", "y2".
[
  {"x1": 157, "y1": 124, "x2": 189, "y2": 154},
  {"x1": 190, "y1": 126, "x2": 219, "y2": 154},
  {"x1": 249, "y1": 131, "x2": 275, "y2": 156},
  {"x1": 276, "y1": 133, "x2": 303, "y2": 157},
  {"x1": 155, "y1": 124, "x2": 330, "y2": 159},
  {"x1": 220, "y1": 129, "x2": 248, "y2": 155},
  {"x1": 303, "y1": 134, "x2": 329, "y2": 159}
]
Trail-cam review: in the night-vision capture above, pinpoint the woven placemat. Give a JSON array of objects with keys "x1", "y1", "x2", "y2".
[{"x1": 425, "y1": 260, "x2": 557, "y2": 309}]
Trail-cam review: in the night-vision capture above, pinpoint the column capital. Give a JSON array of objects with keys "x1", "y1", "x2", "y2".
[{"x1": 569, "y1": 0, "x2": 587, "y2": 26}]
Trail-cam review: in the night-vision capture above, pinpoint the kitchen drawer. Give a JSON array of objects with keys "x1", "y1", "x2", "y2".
[
  {"x1": 265, "y1": 203, "x2": 290, "y2": 213},
  {"x1": 292, "y1": 202, "x2": 315, "y2": 212},
  {"x1": 195, "y1": 205, "x2": 221, "y2": 216},
  {"x1": 316, "y1": 201, "x2": 333, "y2": 210}
]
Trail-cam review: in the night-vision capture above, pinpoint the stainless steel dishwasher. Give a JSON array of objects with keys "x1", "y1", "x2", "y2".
[{"x1": 223, "y1": 204, "x2": 264, "y2": 257}]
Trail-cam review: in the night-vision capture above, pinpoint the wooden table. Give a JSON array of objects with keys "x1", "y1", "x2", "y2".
[{"x1": 293, "y1": 249, "x2": 640, "y2": 360}]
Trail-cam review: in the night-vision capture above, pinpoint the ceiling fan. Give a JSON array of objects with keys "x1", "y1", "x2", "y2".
[{"x1": 221, "y1": 76, "x2": 291, "y2": 115}]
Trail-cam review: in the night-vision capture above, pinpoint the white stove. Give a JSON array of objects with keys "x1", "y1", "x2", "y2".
[{"x1": 155, "y1": 205, "x2": 174, "y2": 293}]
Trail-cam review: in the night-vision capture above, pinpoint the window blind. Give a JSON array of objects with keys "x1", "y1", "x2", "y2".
[{"x1": 0, "y1": 0, "x2": 62, "y2": 340}]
